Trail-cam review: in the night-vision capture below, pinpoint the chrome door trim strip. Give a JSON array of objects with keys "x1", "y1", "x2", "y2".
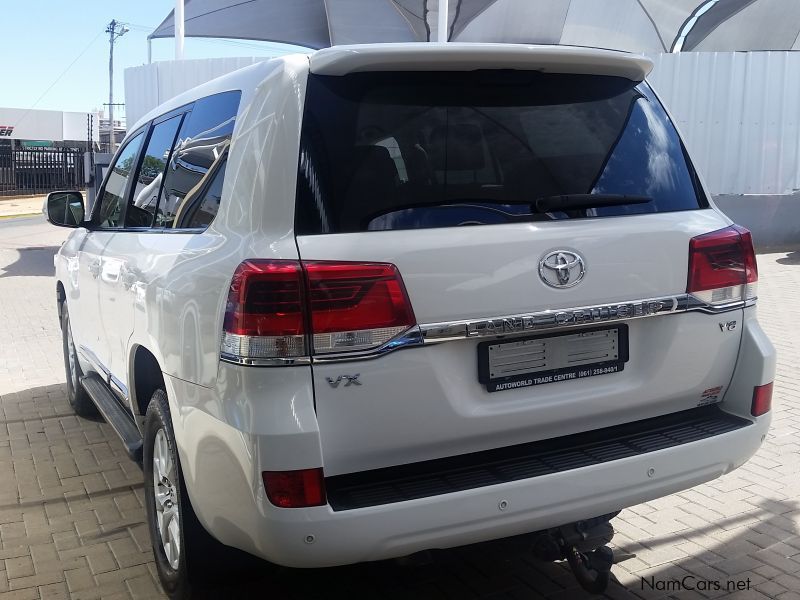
[
  {"x1": 78, "y1": 345, "x2": 130, "y2": 399},
  {"x1": 109, "y1": 374, "x2": 129, "y2": 399},
  {"x1": 78, "y1": 345, "x2": 109, "y2": 379}
]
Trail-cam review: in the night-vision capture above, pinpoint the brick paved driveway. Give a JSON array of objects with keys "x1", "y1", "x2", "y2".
[{"x1": 1, "y1": 215, "x2": 798, "y2": 600}]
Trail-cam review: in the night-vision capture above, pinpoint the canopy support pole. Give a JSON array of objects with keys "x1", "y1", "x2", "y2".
[
  {"x1": 437, "y1": 0, "x2": 449, "y2": 42},
  {"x1": 175, "y1": 0, "x2": 185, "y2": 59}
]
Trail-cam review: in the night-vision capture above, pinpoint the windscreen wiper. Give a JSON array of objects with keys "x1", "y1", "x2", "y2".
[{"x1": 534, "y1": 194, "x2": 652, "y2": 213}]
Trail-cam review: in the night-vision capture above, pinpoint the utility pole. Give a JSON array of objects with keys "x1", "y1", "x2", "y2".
[{"x1": 105, "y1": 19, "x2": 129, "y2": 153}]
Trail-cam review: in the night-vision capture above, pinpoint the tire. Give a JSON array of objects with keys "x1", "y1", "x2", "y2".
[
  {"x1": 60, "y1": 305, "x2": 96, "y2": 417},
  {"x1": 143, "y1": 389, "x2": 234, "y2": 598}
]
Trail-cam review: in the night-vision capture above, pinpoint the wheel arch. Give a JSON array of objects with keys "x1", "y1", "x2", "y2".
[
  {"x1": 129, "y1": 344, "x2": 166, "y2": 418},
  {"x1": 56, "y1": 280, "x2": 66, "y2": 324}
]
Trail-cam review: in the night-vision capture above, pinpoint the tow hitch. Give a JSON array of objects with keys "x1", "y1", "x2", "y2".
[{"x1": 531, "y1": 512, "x2": 619, "y2": 594}]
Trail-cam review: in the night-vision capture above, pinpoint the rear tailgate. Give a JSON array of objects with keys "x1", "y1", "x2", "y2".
[
  {"x1": 294, "y1": 49, "x2": 745, "y2": 475},
  {"x1": 298, "y1": 211, "x2": 743, "y2": 475}
]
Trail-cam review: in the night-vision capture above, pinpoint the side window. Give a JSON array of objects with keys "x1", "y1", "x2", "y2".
[
  {"x1": 177, "y1": 160, "x2": 228, "y2": 229},
  {"x1": 156, "y1": 91, "x2": 241, "y2": 229},
  {"x1": 95, "y1": 132, "x2": 144, "y2": 228},
  {"x1": 128, "y1": 114, "x2": 184, "y2": 228}
]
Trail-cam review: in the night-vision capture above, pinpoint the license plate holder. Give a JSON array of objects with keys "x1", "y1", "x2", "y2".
[{"x1": 478, "y1": 325, "x2": 629, "y2": 393}]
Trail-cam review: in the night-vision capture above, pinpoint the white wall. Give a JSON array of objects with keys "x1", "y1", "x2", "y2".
[
  {"x1": 0, "y1": 107, "x2": 99, "y2": 142},
  {"x1": 124, "y1": 57, "x2": 273, "y2": 129},
  {"x1": 648, "y1": 51, "x2": 800, "y2": 196}
]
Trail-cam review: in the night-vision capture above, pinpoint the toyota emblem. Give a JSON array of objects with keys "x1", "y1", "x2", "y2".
[{"x1": 539, "y1": 250, "x2": 586, "y2": 288}]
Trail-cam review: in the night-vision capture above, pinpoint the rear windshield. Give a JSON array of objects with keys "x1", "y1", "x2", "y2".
[{"x1": 295, "y1": 71, "x2": 707, "y2": 234}]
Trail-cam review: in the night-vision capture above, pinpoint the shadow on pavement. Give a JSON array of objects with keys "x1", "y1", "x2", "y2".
[
  {"x1": 5, "y1": 382, "x2": 798, "y2": 599},
  {"x1": 776, "y1": 251, "x2": 800, "y2": 265},
  {"x1": 188, "y1": 498, "x2": 800, "y2": 599},
  {"x1": 0, "y1": 245, "x2": 60, "y2": 278}
]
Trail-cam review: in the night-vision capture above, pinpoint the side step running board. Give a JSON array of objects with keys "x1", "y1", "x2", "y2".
[{"x1": 81, "y1": 374, "x2": 143, "y2": 463}]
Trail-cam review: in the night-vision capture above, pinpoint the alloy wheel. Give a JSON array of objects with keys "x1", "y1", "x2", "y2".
[
  {"x1": 152, "y1": 428, "x2": 181, "y2": 570},
  {"x1": 66, "y1": 322, "x2": 78, "y2": 390}
]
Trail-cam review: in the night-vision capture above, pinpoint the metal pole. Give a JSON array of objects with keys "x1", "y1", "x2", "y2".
[
  {"x1": 175, "y1": 0, "x2": 185, "y2": 60},
  {"x1": 108, "y1": 19, "x2": 115, "y2": 153},
  {"x1": 106, "y1": 20, "x2": 128, "y2": 153},
  {"x1": 437, "y1": 0, "x2": 449, "y2": 43},
  {"x1": 148, "y1": 38, "x2": 152, "y2": 64}
]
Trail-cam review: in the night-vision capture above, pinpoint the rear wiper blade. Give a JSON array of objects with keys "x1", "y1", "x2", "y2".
[{"x1": 534, "y1": 194, "x2": 652, "y2": 213}]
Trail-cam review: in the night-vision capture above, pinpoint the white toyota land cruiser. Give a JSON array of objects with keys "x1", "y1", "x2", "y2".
[{"x1": 47, "y1": 44, "x2": 775, "y2": 597}]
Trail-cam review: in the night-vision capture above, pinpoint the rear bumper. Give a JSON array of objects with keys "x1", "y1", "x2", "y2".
[
  {"x1": 170, "y1": 393, "x2": 767, "y2": 567},
  {"x1": 324, "y1": 406, "x2": 749, "y2": 511},
  {"x1": 166, "y1": 308, "x2": 774, "y2": 568},
  {"x1": 242, "y1": 410, "x2": 767, "y2": 567}
]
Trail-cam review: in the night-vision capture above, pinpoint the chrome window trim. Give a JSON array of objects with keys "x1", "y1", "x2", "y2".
[{"x1": 219, "y1": 294, "x2": 753, "y2": 366}]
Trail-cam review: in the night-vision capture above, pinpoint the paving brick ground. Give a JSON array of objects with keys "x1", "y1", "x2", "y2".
[{"x1": 0, "y1": 215, "x2": 798, "y2": 599}]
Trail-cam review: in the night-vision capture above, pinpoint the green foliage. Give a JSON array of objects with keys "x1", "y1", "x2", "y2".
[
  {"x1": 139, "y1": 155, "x2": 167, "y2": 180},
  {"x1": 115, "y1": 155, "x2": 165, "y2": 181}
]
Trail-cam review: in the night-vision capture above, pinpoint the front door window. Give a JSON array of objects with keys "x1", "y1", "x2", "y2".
[{"x1": 96, "y1": 133, "x2": 144, "y2": 228}]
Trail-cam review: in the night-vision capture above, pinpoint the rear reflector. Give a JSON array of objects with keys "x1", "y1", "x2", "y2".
[
  {"x1": 751, "y1": 382, "x2": 773, "y2": 417},
  {"x1": 221, "y1": 260, "x2": 415, "y2": 362},
  {"x1": 263, "y1": 469, "x2": 326, "y2": 508},
  {"x1": 687, "y1": 225, "x2": 757, "y2": 305}
]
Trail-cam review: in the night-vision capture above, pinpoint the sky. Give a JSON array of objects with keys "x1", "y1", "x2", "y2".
[{"x1": 2, "y1": 1, "x2": 303, "y2": 119}]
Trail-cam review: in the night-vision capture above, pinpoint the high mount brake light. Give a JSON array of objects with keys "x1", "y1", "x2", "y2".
[
  {"x1": 220, "y1": 260, "x2": 415, "y2": 363},
  {"x1": 687, "y1": 225, "x2": 757, "y2": 305}
]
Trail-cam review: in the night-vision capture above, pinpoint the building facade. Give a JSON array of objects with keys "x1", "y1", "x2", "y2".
[{"x1": 0, "y1": 107, "x2": 99, "y2": 197}]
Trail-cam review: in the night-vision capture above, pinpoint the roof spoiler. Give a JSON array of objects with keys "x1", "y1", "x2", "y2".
[{"x1": 310, "y1": 43, "x2": 653, "y2": 82}]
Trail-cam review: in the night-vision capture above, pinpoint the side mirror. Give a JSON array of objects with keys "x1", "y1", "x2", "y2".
[{"x1": 46, "y1": 191, "x2": 85, "y2": 228}]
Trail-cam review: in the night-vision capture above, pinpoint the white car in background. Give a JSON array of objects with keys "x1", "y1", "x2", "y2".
[{"x1": 46, "y1": 43, "x2": 775, "y2": 598}]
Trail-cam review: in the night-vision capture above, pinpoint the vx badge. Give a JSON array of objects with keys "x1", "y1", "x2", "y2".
[{"x1": 326, "y1": 374, "x2": 362, "y2": 388}]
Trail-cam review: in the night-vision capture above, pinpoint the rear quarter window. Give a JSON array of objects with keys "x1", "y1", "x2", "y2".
[
  {"x1": 156, "y1": 90, "x2": 240, "y2": 230},
  {"x1": 295, "y1": 71, "x2": 707, "y2": 234}
]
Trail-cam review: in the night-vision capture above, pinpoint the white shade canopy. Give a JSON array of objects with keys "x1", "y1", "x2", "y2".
[{"x1": 149, "y1": 0, "x2": 800, "y2": 52}]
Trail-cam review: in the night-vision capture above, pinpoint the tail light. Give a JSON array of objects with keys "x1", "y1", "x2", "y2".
[
  {"x1": 263, "y1": 469, "x2": 326, "y2": 508},
  {"x1": 220, "y1": 260, "x2": 307, "y2": 361},
  {"x1": 306, "y1": 262, "x2": 415, "y2": 354},
  {"x1": 221, "y1": 260, "x2": 415, "y2": 362},
  {"x1": 751, "y1": 382, "x2": 773, "y2": 417},
  {"x1": 687, "y1": 225, "x2": 757, "y2": 305}
]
